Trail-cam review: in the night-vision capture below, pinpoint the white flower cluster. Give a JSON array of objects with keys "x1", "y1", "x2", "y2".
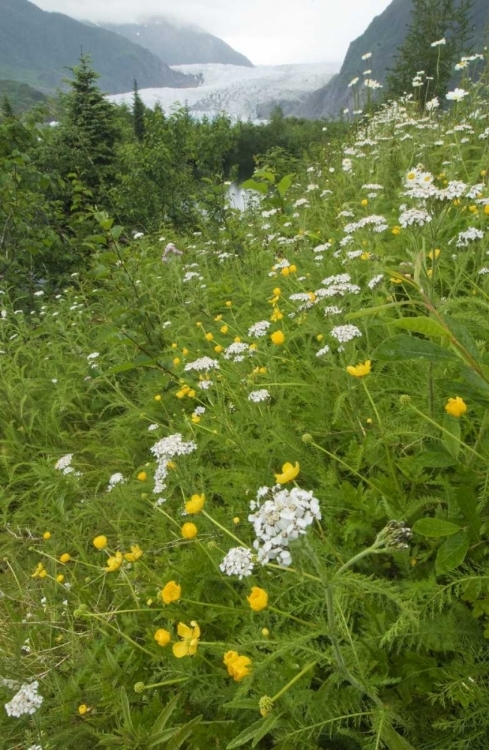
[
  {"x1": 150, "y1": 433, "x2": 197, "y2": 494},
  {"x1": 330, "y1": 324, "x2": 362, "y2": 343},
  {"x1": 248, "y1": 320, "x2": 271, "y2": 338},
  {"x1": 368, "y1": 274, "x2": 384, "y2": 289},
  {"x1": 249, "y1": 486, "x2": 322, "y2": 566},
  {"x1": 248, "y1": 389, "x2": 271, "y2": 403},
  {"x1": 316, "y1": 345, "x2": 331, "y2": 357},
  {"x1": 219, "y1": 547, "x2": 254, "y2": 578},
  {"x1": 323, "y1": 306, "x2": 343, "y2": 316},
  {"x1": 55, "y1": 454, "x2": 82, "y2": 477},
  {"x1": 344, "y1": 215, "x2": 388, "y2": 234},
  {"x1": 224, "y1": 342, "x2": 255, "y2": 363},
  {"x1": 107, "y1": 472, "x2": 126, "y2": 492},
  {"x1": 5, "y1": 681, "x2": 43, "y2": 717},
  {"x1": 184, "y1": 357, "x2": 220, "y2": 372},
  {"x1": 399, "y1": 208, "x2": 432, "y2": 228},
  {"x1": 446, "y1": 88, "x2": 468, "y2": 101},
  {"x1": 456, "y1": 227, "x2": 484, "y2": 246},
  {"x1": 293, "y1": 198, "x2": 310, "y2": 208}
]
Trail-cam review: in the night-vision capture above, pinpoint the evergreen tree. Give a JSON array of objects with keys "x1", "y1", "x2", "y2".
[
  {"x1": 133, "y1": 79, "x2": 146, "y2": 142},
  {"x1": 387, "y1": 0, "x2": 474, "y2": 105}
]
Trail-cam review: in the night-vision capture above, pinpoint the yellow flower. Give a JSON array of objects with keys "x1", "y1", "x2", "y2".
[
  {"x1": 137, "y1": 471, "x2": 147, "y2": 481},
  {"x1": 270, "y1": 307, "x2": 283, "y2": 322},
  {"x1": 43, "y1": 531, "x2": 51, "y2": 540},
  {"x1": 271, "y1": 330, "x2": 285, "y2": 345},
  {"x1": 124, "y1": 544, "x2": 143, "y2": 562},
  {"x1": 78, "y1": 704, "x2": 88, "y2": 716},
  {"x1": 247, "y1": 586, "x2": 269, "y2": 612},
  {"x1": 361, "y1": 199, "x2": 368, "y2": 207},
  {"x1": 182, "y1": 348, "x2": 189, "y2": 356},
  {"x1": 171, "y1": 342, "x2": 178, "y2": 348},
  {"x1": 214, "y1": 345, "x2": 224, "y2": 353},
  {"x1": 220, "y1": 325, "x2": 228, "y2": 334},
  {"x1": 59, "y1": 553, "x2": 71, "y2": 564},
  {"x1": 289, "y1": 264, "x2": 297, "y2": 273},
  {"x1": 31, "y1": 562, "x2": 47, "y2": 579},
  {"x1": 234, "y1": 336, "x2": 241, "y2": 343},
  {"x1": 167, "y1": 460, "x2": 176, "y2": 470},
  {"x1": 154, "y1": 628, "x2": 171, "y2": 647},
  {"x1": 104, "y1": 551, "x2": 123, "y2": 573},
  {"x1": 275, "y1": 461, "x2": 300, "y2": 484},
  {"x1": 272, "y1": 287, "x2": 281, "y2": 296},
  {"x1": 281, "y1": 266, "x2": 290, "y2": 277},
  {"x1": 56, "y1": 574, "x2": 65, "y2": 583},
  {"x1": 161, "y1": 581, "x2": 181, "y2": 604},
  {"x1": 445, "y1": 396, "x2": 467, "y2": 418},
  {"x1": 154, "y1": 394, "x2": 162, "y2": 401},
  {"x1": 259, "y1": 367, "x2": 267, "y2": 374},
  {"x1": 187, "y1": 389, "x2": 196, "y2": 398},
  {"x1": 485, "y1": 205, "x2": 489, "y2": 216},
  {"x1": 223, "y1": 651, "x2": 252, "y2": 681},
  {"x1": 172, "y1": 621, "x2": 200, "y2": 657},
  {"x1": 428, "y1": 248, "x2": 441, "y2": 260},
  {"x1": 181, "y1": 522, "x2": 198, "y2": 539},
  {"x1": 225, "y1": 301, "x2": 232, "y2": 307},
  {"x1": 360, "y1": 251, "x2": 371, "y2": 260},
  {"x1": 316, "y1": 334, "x2": 324, "y2": 342},
  {"x1": 261, "y1": 628, "x2": 270, "y2": 637},
  {"x1": 233, "y1": 516, "x2": 240, "y2": 524},
  {"x1": 391, "y1": 226, "x2": 401, "y2": 236},
  {"x1": 215, "y1": 314, "x2": 223, "y2": 321},
  {"x1": 93, "y1": 535, "x2": 108, "y2": 550},
  {"x1": 185, "y1": 493, "x2": 205, "y2": 514},
  {"x1": 191, "y1": 415, "x2": 201, "y2": 423},
  {"x1": 346, "y1": 360, "x2": 371, "y2": 378},
  {"x1": 173, "y1": 357, "x2": 181, "y2": 366},
  {"x1": 205, "y1": 332, "x2": 214, "y2": 341}
]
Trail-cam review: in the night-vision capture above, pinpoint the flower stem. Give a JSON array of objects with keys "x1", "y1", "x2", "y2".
[
  {"x1": 271, "y1": 660, "x2": 317, "y2": 703},
  {"x1": 361, "y1": 379, "x2": 401, "y2": 496}
]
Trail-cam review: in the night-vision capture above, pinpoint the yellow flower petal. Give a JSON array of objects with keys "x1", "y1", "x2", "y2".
[{"x1": 172, "y1": 641, "x2": 189, "y2": 658}]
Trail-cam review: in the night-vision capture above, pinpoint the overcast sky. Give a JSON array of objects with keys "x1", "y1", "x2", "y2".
[{"x1": 33, "y1": 0, "x2": 393, "y2": 65}]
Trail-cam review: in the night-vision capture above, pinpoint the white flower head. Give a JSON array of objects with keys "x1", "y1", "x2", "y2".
[{"x1": 220, "y1": 547, "x2": 254, "y2": 579}]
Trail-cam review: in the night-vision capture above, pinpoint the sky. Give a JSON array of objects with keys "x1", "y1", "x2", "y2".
[{"x1": 32, "y1": 0, "x2": 393, "y2": 65}]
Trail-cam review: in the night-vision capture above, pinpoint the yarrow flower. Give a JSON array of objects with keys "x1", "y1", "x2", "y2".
[
  {"x1": 220, "y1": 547, "x2": 254, "y2": 579},
  {"x1": 399, "y1": 208, "x2": 432, "y2": 228},
  {"x1": 5, "y1": 681, "x2": 43, "y2": 717},
  {"x1": 150, "y1": 433, "x2": 197, "y2": 495},
  {"x1": 456, "y1": 228, "x2": 484, "y2": 247},
  {"x1": 184, "y1": 357, "x2": 220, "y2": 372},
  {"x1": 248, "y1": 389, "x2": 271, "y2": 403},
  {"x1": 330, "y1": 324, "x2": 362, "y2": 343},
  {"x1": 248, "y1": 320, "x2": 271, "y2": 338},
  {"x1": 55, "y1": 453, "x2": 81, "y2": 476},
  {"x1": 107, "y1": 472, "x2": 125, "y2": 492}
]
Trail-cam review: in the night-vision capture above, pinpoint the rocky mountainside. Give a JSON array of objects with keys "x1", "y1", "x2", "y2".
[
  {"x1": 0, "y1": 0, "x2": 196, "y2": 94},
  {"x1": 103, "y1": 18, "x2": 253, "y2": 67},
  {"x1": 296, "y1": 0, "x2": 489, "y2": 119}
]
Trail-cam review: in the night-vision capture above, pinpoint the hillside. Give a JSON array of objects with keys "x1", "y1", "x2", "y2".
[
  {"x1": 103, "y1": 18, "x2": 253, "y2": 67},
  {"x1": 0, "y1": 0, "x2": 196, "y2": 94},
  {"x1": 297, "y1": 0, "x2": 489, "y2": 119},
  {"x1": 0, "y1": 80, "x2": 47, "y2": 114}
]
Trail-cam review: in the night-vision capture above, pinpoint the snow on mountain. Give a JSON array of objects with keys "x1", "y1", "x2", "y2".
[{"x1": 108, "y1": 62, "x2": 340, "y2": 121}]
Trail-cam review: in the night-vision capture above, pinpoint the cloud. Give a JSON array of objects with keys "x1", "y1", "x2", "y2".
[{"x1": 33, "y1": 0, "x2": 393, "y2": 64}]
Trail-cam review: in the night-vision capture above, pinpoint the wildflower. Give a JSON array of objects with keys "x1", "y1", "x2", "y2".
[
  {"x1": 42, "y1": 531, "x2": 51, "y2": 540},
  {"x1": 361, "y1": 199, "x2": 368, "y2": 207},
  {"x1": 154, "y1": 394, "x2": 162, "y2": 401},
  {"x1": 445, "y1": 396, "x2": 467, "y2": 417},
  {"x1": 205, "y1": 333, "x2": 213, "y2": 341},
  {"x1": 347, "y1": 360, "x2": 371, "y2": 378},
  {"x1": 56, "y1": 574, "x2": 64, "y2": 583},
  {"x1": 31, "y1": 562, "x2": 47, "y2": 579},
  {"x1": 78, "y1": 704, "x2": 88, "y2": 716},
  {"x1": 259, "y1": 695, "x2": 274, "y2": 717},
  {"x1": 271, "y1": 330, "x2": 285, "y2": 345},
  {"x1": 5, "y1": 681, "x2": 43, "y2": 717},
  {"x1": 330, "y1": 324, "x2": 362, "y2": 344},
  {"x1": 107, "y1": 472, "x2": 126, "y2": 492},
  {"x1": 185, "y1": 493, "x2": 205, "y2": 514},
  {"x1": 275, "y1": 461, "x2": 300, "y2": 484},
  {"x1": 428, "y1": 248, "x2": 441, "y2": 260},
  {"x1": 214, "y1": 345, "x2": 224, "y2": 353},
  {"x1": 154, "y1": 629, "x2": 171, "y2": 647},
  {"x1": 233, "y1": 517, "x2": 240, "y2": 524},
  {"x1": 225, "y1": 301, "x2": 232, "y2": 307},
  {"x1": 220, "y1": 547, "x2": 254, "y2": 579},
  {"x1": 59, "y1": 553, "x2": 71, "y2": 564},
  {"x1": 224, "y1": 651, "x2": 252, "y2": 681},
  {"x1": 161, "y1": 581, "x2": 181, "y2": 604},
  {"x1": 446, "y1": 88, "x2": 468, "y2": 101},
  {"x1": 104, "y1": 551, "x2": 123, "y2": 572},
  {"x1": 431, "y1": 37, "x2": 446, "y2": 47},
  {"x1": 124, "y1": 544, "x2": 143, "y2": 562},
  {"x1": 248, "y1": 389, "x2": 271, "y2": 403},
  {"x1": 181, "y1": 522, "x2": 198, "y2": 539},
  {"x1": 262, "y1": 628, "x2": 270, "y2": 636},
  {"x1": 392, "y1": 226, "x2": 401, "y2": 235},
  {"x1": 93, "y1": 535, "x2": 108, "y2": 550},
  {"x1": 172, "y1": 357, "x2": 181, "y2": 366},
  {"x1": 172, "y1": 621, "x2": 200, "y2": 657},
  {"x1": 137, "y1": 471, "x2": 147, "y2": 481},
  {"x1": 247, "y1": 586, "x2": 269, "y2": 612}
]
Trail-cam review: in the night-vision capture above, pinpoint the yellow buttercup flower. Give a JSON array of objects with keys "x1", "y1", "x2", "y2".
[
  {"x1": 289, "y1": 264, "x2": 297, "y2": 273},
  {"x1": 154, "y1": 628, "x2": 171, "y2": 647},
  {"x1": 281, "y1": 266, "x2": 290, "y2": 277},
  {"x1": 485, "y1": 205, "x2": 489, "y2": 216},
  {"x1": 361, "y1": 199, "x2": 368, "y2": 207},
  {"x1": 59, "y1": 553, "x2": 71, "y2": 564},
  {"x1": 205, "y1": 332, "x2": 213, "y2": 341},
  {"x1": 247, "y1": 586, "x2": 269, "y2": 612},
  {"x1": 104, "y1": 551, "x2": 123, "y2": 573},
  {"x1": 275, "y1": 461, "x2": 300, "y2": 484},
  {"x1": 214, "y1": 314, "x2": 223, "y2": 321},
  {"x1": 445, "y1": 396, "x2": 467, "y2": 418},
  {"x1": 223, "y1": 651, "x2": 252, "y2": 681},
  {"x1": 391, "y1": 226, "x2": 401, "y2": 235},
  {"x1": 56, "y1": 574, "x2": 65, "y2": 583},
  {"x1": 233, "y1": 516, "x2": 240, "y2": 524},
  {"x1": 428, "y1": 248, "x2": 441, "y2": 260},
  {"x1": 271, "y1": 330, "x2": 285, "y2": 345},
  {"x1": 172, "y1": 621, "x2": 200, "y2": 658},
  {"x1": 137, "y1": 471, "x2": 147, "y2": 481},
  {"x1": 181, "y1": 522, "x2": 198, "y2": 539},
  {"x1": 225, "y1": 300, "x2": 232, "y2": 307},
  {"x1": 220, "y1": 325, "x2": 228, "y2": 334},
  {"x1": 346, "y1": 360, "x2": 371, "y2": 378},
  {"x1": 43, "y1": 531, "x2": 51, "y2": 540},
  {"x1": 270, "y1": 307, "x2": 283, "y2": 322},
  {"x1": 182, "y1": 348, "x2": 189, "y2": 356},
  {"x1": 172, "y1": 357, "x2": 181, "y2": 366},
  {"x1": 124, "y1": 544, "x2": 143, "y2": 562},
  {"x1": 161, "y1": 581, "x2": 181, "y2": 604},
  {"x1": 154, "y1": 394, "x2": 162, "y2": 401},
  {"x1": 31, "y1": 562, "x2": 47, "y2": 579},
  {"x1": 214, "y1": 345, "x2": 224, "y2": 353},
  {"x1": 93, "y1": 535, "x2": 108, "y2": 550},
  {"x1": 78, "y1": 704, "x2": 88, "y2": 716},
  {"x1": 272, "y1": 287, "x2": 281, "y2": 296},
  {"x1": 185, "y1": 493, "x2": 205, "y2": 514}
]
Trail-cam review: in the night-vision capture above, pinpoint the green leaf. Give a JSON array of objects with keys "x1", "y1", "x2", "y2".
[
  {"x1": 226, "y1": 714, "x2": 279, "y2": 749},
  {"x1": 276, "y1": 173, "x2": 294, "y2": 198},
  {"x1": 373, "y1": 335, "x2": 458, "y2": 363},
  {"x1": 345, "y1": 301, "x2": 412, "y2": 320},
  {"x1": 381, "y1": 722, "x2": 417, "y2": 750},
  {"x1": 442, "y1": 413, "x2": 461, "y2": 459},
  {"x1": 443, "y1": 314, "x2": 481, "y2": 362},
  {"x1": 150, "y1": 694, "x2": 179, "y2": 734},
  {"x1": 412, "y1": 518, "x2": 462, "y2": 537},
  {"x1": 241, "y1": 179, "x2": 268, "y2": 195},
  {"x1": 435, "y1": 529, "x2": 470, "y2": 575},
  {"x1": 106, "y1": 358, "x2": 162, "y2": 375},
  {"x1": 392, "y1": 317, "x2": 449, "y2": 338}
]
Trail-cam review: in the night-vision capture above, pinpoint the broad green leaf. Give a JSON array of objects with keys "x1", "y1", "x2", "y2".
[
  {"x1": 150, "y1": 694, "x2": 179, "y2": 734},
  {"x1": 373, "y1": 335, "x2": 458, "y2": 363},
  {"x1": 345, "y1": 301, "x2": 413, "y2": 320},
  {"x1": 106, "y1": 358, "x2": 161, "y2": 375},
  {"x1": 226, "y1": 714, "x2": 279, "y2": 749},
  {"x1": 392, "y1": 317, "x2": 449, "y2": 338},
  {"x1": 442, "y1": 413, "x2": 461, "y2": 460},
  {"x1": 435, "y1": 528, "x2": 470, "y2": 575},
  {"x1": 443, "y1": 314, "x2": 481, "y2": 362},
  {"x1": 241, "y1": 179, "x2": 268, "y2": 195},
  {"x1": 277, "y1": 173, "x2": 294, "y2": 198},
  {"x1": 412, "y1": 518, "x2": 462, "y2": 538}
]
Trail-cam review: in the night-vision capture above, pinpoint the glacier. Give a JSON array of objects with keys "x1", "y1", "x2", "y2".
[{"x1": 108, "y1": 62, "x2": 340, "y2": 122}]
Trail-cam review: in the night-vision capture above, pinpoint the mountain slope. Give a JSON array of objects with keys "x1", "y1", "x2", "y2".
[
  {"x1": 103, "y1": 19, "x2": 253, "y2": 67},
  {"x1": 297, "y1": 0, "x2": 489, "y2": 119},
  {"x1": 0, "y1": 0, "x2": 195, "y2": 94}
]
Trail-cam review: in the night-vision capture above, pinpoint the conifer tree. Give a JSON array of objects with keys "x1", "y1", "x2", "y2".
[
  {"x1": 387, "y1": 0, "x2": 474, "y2": 104},
  {"x1": 133, "y1": 79, "x2": 146, "y2": 142}
]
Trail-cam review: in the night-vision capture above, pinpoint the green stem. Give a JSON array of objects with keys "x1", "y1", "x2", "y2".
[
  {"x1": 310, "y1": 441, "x2": 393, "y2": 500},
  {"x1": 268, "y1": 605, "x2": 317, "y2": 628},
  {"x1": 271, "y1": 660, "x2": 317, "y2": 702},
  {"x1": 139, "y1": 677, "x2": 189, "y2": 691},
  {"x1": 334, "y1": 545, "x2": 383, "y2": 578},
  {"x1": 202, "y1": 510, "x2": 248, "y2": 547},
  {"x1": 361, "y1": 379, "x2": 401, "y2": 496},
  {"x1": 408, "y1": 404, "x2": 486, "y2": 462}
]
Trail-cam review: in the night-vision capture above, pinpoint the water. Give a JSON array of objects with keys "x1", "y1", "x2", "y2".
[{"x1": 225, "y1": 182, "x2": 259, "y2": 211}]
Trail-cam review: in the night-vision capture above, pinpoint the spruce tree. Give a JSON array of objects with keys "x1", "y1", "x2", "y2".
[
  {"x1": 387, "y1": 0, "x2": 474, "y2": 105},
  {"x1": 133, "y1": 80, "x2": 146, "y2": 142}
]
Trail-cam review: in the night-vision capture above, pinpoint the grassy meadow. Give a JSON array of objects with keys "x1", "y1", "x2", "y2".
[{"x1": 3, "y1": 63, "x2": 489, "y2": 750}]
